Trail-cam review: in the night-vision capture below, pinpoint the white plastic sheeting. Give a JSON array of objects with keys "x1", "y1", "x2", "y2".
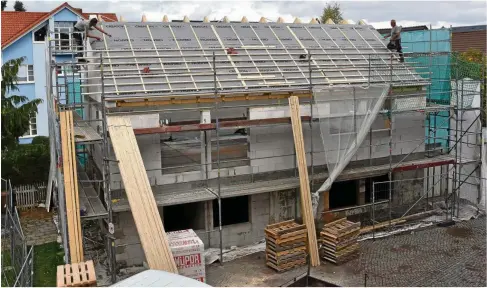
[
  {"x1": 312, "y1": 85, "x2": 390, "y2": 215},
  {"x1": 204, "y1": 239, "x2": 266, "y2": 265}
]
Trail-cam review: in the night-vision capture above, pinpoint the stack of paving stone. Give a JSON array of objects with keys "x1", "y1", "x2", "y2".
[
  {"x1": 265, "y1": 219, "x2": 308, "y2": 272},
  {"x1": 320, "y1": 218, "x2": 360, "y2": 264}
]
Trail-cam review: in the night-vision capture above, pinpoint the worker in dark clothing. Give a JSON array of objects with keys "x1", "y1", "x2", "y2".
[
  {"x1": 73, "y1": 18, "x2": 111, "y2": 62},
  {"x1": 384, "y1": 19, "x2": 404, "y2": 62}
]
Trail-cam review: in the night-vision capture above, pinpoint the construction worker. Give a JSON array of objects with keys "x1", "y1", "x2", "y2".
[
  {"x1": 73, "y1": 18, "x2": 112, "y2": 62},
  {"x1": 384, "y1": 19, "x2": 404, "y2": 62}
]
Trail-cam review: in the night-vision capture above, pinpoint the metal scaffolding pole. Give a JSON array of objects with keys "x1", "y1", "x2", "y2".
[
  {"x1": 100, "y1": 53, "x2": 117, "y2": 283},
  {"x1": 308, "y1": 52, "x2": 314, "y2": 191},
  {"x1": 213, "y1": 52, "x2": 224, "y2": 266}
]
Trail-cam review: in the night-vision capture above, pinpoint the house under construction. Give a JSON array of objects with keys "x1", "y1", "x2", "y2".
[{"x1": 47, "y1": 16, "x2": 484, "y2": 283}]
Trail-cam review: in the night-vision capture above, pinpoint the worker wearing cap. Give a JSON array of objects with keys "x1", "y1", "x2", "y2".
[
  {"x1": 384, "y1": 19, "x2": 404, "y2": 63},
  {"x1": 73, "y1": 18, "x2": 111, "y2": 62}
]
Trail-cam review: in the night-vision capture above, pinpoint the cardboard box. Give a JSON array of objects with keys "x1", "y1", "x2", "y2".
[{"x1": 168, "y1": 229, "x2": 206, "y2": 283}]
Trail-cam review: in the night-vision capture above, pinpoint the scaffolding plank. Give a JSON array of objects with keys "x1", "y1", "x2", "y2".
[
  {"x1": 107, "y1": 116, "x2": 177, "y2": 273},
  {"x1": 60, "y1": 111, "x2": 84, "y2": 263},
  {"x1": 288, "y1": 96, "x2": 320, "y2": 267}
]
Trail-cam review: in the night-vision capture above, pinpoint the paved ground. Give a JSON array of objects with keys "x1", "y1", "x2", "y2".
[
  {"x1": 19, "y1": 208, "x2": 57, "y2": 246},
  {"x1": 207, "y1": 216, "x2": 486, "y2": 287}
]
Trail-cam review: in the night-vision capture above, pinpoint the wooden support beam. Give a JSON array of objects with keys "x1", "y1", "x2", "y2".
[
  {"x1": 288, "y1": 96, "x2": 320, "y2": 267},
  {"x1": 323, "y1": 190, "x2": 333, "y2": 223},
  {"x1": 133, "y1": 116, "x2": 312, "y2": 135},
  {"x1": 114, "y1": 91, "x2": 312, "y2": 108}
]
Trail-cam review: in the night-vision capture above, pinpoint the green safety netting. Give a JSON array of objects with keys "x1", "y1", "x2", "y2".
[{"x1": 400, "y1": 29, "x2": 451, "y2": 148}]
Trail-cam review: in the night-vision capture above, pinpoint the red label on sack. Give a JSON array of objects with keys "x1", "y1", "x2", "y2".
[{"x1": 174, "y1": 254, "x2": 201, "y2": 267}]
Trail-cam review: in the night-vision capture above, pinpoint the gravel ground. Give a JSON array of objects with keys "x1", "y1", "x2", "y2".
[{"x1": 207, "y1": 216, "x2": 486, "y2": 287}]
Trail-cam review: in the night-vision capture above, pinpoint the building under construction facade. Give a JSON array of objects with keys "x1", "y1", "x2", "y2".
[{"x1": 47, "y1": 16, "x2": 485, "y2": 282}]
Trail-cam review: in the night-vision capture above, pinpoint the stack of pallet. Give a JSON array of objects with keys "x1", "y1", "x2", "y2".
[
  {"x1": 320, "y1": 218, "x2": 360, "y2": 265},
  {"x1": 265, "y1": 220, "x2": 308, "y2": 272}
]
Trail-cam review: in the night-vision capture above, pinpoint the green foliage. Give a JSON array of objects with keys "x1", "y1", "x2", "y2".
[
  {"x1": 1, "y1": 57, "x2": 42, "y2": 150},
  {"x1": 1, "y1": 1, "x2": 7, "y2": 11},
  {"x1": 31, "y1": 136, "x2": 50, "y2": 146},
  {"x1": 320, "y1": 2, "x2": 343, "y2": 24},
  {"x1": 33, "y1": 242, "x2": 65, "y2": 287},
  {"x1": 1, "y1": 141, "x2": 50, "y2": 186},
  {"x1": 13, "y1": 0, "x2": 24, "y2": 11},
  {"x1": 451, "y1": 49, "x2": 487, "y2": 127}
]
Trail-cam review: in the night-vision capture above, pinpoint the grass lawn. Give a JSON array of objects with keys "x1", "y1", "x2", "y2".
[{"x1": 33, "y1": 242, "x2": 65, "y2": 287}]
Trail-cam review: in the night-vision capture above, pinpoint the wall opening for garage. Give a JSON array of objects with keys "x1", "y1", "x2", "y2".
[
  {"x1": 213, "y1": 195, "x2": 249, "y2": 227},
  {"x1": 163, "y1": 202, "x2": 205, "y2": 232},
  {"x1": 329, "y1": 179, "x2": 358, "y2": 209}
]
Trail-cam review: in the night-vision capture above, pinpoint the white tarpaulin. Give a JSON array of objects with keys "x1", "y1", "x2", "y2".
[{"x1": 312, "y1": 85, "x2": 390, "y2": 215}]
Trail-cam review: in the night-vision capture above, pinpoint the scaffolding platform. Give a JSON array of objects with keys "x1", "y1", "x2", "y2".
[
  {"x1": 72, "y1": 113, "x2": 102, "y2": 144},
  {"x1": 77, "y1": 164, "x2": 108, "y2": 220},
  {"x1": 111, "y1": 155, "x2": 462, "y2": 212}
]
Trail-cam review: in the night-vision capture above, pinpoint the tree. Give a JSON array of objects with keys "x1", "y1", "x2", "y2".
[
  {"x1": 13, "y1": 0, "x2": 25, "y2": 11},
  {"x1": 1, "y1": 57, "x2": 42, "y2": 150},
  {"x1": 320, "y1": 2, "x2": 343, "y2": 24},
  {"x1": 1, "y1": 1, "x2": 7, "y2": 11}
]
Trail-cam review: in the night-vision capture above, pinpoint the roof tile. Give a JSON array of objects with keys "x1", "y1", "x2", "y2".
[
  {"x1": 1, "y1": 11, "x2": 49, "y2": 46},
  {"x1": 1, "y1": 2, "x2": 117, "y2": 48}
]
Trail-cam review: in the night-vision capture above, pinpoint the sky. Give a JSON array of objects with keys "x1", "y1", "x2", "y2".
[{"x1": 7, "y1": 0, "x2": 487, "y2": 29}]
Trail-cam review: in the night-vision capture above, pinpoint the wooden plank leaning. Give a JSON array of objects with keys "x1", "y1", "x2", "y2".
[
  {"x1": 60, "y1": 111, "x2": 83, "y2": 263},
  {"x1": 288, "y1": 96, "x2": 320, "y2": 267},
  {"x1": 107, "y1": 116, "x2": 177, "y2": 273}
]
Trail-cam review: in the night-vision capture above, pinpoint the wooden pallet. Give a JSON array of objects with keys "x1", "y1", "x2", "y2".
[
  {"x1": 265, "y1": 219, "x2": 308, "y2": 272},
  {"x1": 320, "y1": 229, "x2": 360, "y2": 244},
  {"x1": 266, "y1": 246, "x2": 307, "y2": 257},
  {"x1": 267, "y1": 240, "x2": 307, "y2": 252},
  {"x1": 265, "y1": 220, "x2": 307, "y2": 238},
  {"x1": 322, "y1": 219, "x2": 361, "y2": 238},
  {"x1": 266, "y1": 258, "x2": 307, "y2": 272},
  {"x1": 56, "y1": 260, "x2": 96, "y2": 287},
  {"x1": 266, "y1": 233, "x2": 307, "y2": 245},
  {"x1": 322, "y1": 250, "x2": 359, "y2": 265},
  {"x1": 319, "y1": 218, "x2": 361, "y2": 265}
]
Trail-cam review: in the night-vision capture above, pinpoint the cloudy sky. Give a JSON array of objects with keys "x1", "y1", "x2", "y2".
[{"x1": 9, "y1": 0, "x2": 487, "y2": 28}]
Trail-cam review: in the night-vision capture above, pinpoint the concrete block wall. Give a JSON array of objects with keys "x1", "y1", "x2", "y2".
[
  {"x1": 107, "y1": 114, "x2": 162, "y2": 190},
  {"x1": 248, "y1": 104, "x2": 426, "y2": 174},
  {"x1": 114, "y1": 193, "x2": 271, "y2": 267},
  {"x1": 110, "y1": 134, "x2": 163, "y2": 190},
  {"x1": 393, "y1": 169, "x2": 425, "y2": 206}
]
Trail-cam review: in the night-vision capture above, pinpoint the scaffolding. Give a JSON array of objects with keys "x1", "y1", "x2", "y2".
[{"x1": 47, "y1": 22, "x2": 485, "y2": 284}]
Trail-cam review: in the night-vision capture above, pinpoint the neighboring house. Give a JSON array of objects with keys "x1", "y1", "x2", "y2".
[
  {"x1": 1, "y1": 2, "x2": 117, "y2": 144},
  {"x1": 452, "y1": 25, "x2": 486, "y2": 54}
]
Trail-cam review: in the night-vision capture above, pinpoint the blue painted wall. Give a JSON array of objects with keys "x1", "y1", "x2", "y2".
[
  {"x1": 2, "y1": 7, "x2": 82, "y2": 144},
  {"x1": 53, "y1": 7, "x2": 79, "y2": 22},
  {"x1": 2, "y1": 33, "x2": 34, "y2": 64},
  {"x1": 15, "y1": 83, "x2": 37, "y2": 143},
  {"x1": 33, "y1": 43, "x2": 49, "y2": 137}
]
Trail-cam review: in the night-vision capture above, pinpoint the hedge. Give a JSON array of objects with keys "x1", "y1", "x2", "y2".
[{"x1": 1, "y1": 136, "x2": 50, "y2": 186}]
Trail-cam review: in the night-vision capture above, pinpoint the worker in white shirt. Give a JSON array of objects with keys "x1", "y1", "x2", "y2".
[
  {"x1": 384, "y1": 19, "x2": 404, "y2": 63},
  {"x1": 73, "y1": 18, "x2": 111, "y2": 62}
]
